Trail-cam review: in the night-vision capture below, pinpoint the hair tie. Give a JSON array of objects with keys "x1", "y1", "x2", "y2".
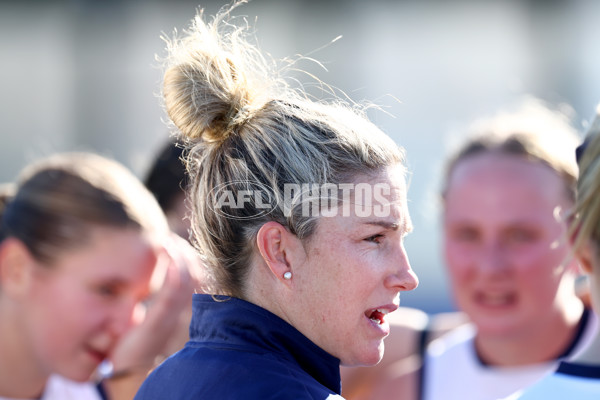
[{"x1": 226, "y1": 105, "x2": 254, "y2": 133}]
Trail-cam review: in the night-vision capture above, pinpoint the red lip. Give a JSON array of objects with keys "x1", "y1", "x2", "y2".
[
  {"x1": 365, "y1": 304, "x2": 398, "y2": 325},
  {"x1": 366, "y1": 303, "x2": 399, "y2": 314},
  {"x1": 85, "y1": 346, "x2": 108, "y2": 364}
]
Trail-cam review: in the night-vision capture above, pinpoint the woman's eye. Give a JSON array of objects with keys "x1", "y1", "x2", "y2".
[
  {"x1": 451, "y1": 228, "x2": 479, "y2": 242},
  {"x1": 507, "y1": 229, "x2": 537, "y2": 243},
  {"x1": 365, "y1": 234, "x2": 384, "y2": 244},
  {"x1": 96, "y1": 285, "x2": 120, "y2": 298}
]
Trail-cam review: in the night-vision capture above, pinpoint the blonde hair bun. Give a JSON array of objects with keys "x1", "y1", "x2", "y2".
[{"x1": 162, "y1": 4, "x2": 273, "y2": 143}]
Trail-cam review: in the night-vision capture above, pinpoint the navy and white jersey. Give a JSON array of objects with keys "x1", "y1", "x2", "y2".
[
  {"x1": 422, "y1": 309, "x2": 598, "y2": 400},
  {"x1": 506, "y1": 361, "x2": 600, "y2": 399}
]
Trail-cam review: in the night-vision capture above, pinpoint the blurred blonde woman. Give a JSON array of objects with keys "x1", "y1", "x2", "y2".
[
  {"x1": 509, "y1": 106, "x2": 600, "y2": 398},
  {"x1": 135, "y1": 3, "x2": 418, "y2": 399},
  {"x1": 366, "y1": 100, "x2": 597, "y2": 400}
]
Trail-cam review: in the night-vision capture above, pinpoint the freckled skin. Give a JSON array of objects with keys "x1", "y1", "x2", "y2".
[{"x1": 285, "y1": 164, "x2": 419, "y2": 367}]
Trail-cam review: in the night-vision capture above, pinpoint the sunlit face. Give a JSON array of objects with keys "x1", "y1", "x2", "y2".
[
  {"x1": 21, "y1": 227, "x2": 159, "y2": 381},
  {"x1": 288, "y1": 164, "x2": 419, "y2": 366},
  {"x1": 443, "y1": 153, "x2": 574, "y2": 337}
]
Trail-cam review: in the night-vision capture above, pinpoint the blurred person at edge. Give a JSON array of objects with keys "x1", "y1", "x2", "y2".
[
  {"x1": 144, "y1": 139, "x2": 204, "y2": 357},
  {"x1": 134, "y1": 2, "x2": 418, "y2": 399},
  {"x1": 507, "y1": 105, "x2": 600, "y2": 399},
  {"x1": 0, "y1": 152, "x2": 200, "y2": 400},
  {"x1": 144, "y1": 139, "x2": 190, "y2": 241},
  {"x1": 343, "y1": 99, "x2": 598, "y2": 400}
]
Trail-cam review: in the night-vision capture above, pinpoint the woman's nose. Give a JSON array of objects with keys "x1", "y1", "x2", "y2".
[
  {"x1": 385, "y1": 248, "x2": 419, "y2": 291},
  {"x1": 388, "y1": 265, "x2": 419, "y2": 291},
  {"x1": 477, "y1": 240, "x2": 509, "y2": 275}
]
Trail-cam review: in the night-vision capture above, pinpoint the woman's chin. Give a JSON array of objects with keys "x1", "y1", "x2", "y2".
[
  {"x1": 341, "y1": 343, "x2": 384, "y2": 367},
  {"x1": 58, "y1": 366, "x2": 96, "y2": 383}
]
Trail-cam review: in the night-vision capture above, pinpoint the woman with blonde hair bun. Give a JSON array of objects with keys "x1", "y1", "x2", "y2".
[{"x1": 135, "y1": 2, "x2": 418, "y2": 399}]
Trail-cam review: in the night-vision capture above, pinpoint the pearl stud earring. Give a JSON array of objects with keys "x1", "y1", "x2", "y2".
[{"x1": 283, "y1": 272, "x2": 292, "y2": 280}]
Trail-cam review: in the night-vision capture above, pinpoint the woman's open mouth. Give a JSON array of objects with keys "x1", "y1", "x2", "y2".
[
  {"x1": 474, "y1": 291, "x2": 517, "y2": 309},
  {"x1": 364, "y1": 304, "x2": 397, "y2": 334},
  {"x1": 367, "y1": 309, "x2": 387, "y2": 325},
  {"x1": 84, "y1": 345, "x2": 109, "y2": 364}
]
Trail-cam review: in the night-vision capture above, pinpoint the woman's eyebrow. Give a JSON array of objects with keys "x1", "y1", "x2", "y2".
[
  {"x1": 361, "y1": 220, "x2": 400, "y2": 230},
  {"x1": 362, "y1": 219, "x2": 414, "y2": 234}
]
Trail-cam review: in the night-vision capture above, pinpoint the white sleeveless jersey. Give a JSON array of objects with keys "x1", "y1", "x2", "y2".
[
  {"x1": 0, "y1": 375, "x2": 103, "y2": 400},
  {"x1": 422, "y1": 312, "x2": 598, "y2": 400},
  {"x1": 43, "y1": 375, "x2": 103, "y2": 400},
  {"x1": 505, "y1": 362, "x2": 600, "y2": 399}
]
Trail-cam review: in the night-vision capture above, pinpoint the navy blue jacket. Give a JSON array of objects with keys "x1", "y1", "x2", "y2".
[{"x1": 134, "y1": 294, "x2": 342, "y2": 399}]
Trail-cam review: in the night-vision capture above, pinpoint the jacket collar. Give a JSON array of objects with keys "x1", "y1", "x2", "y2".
[{"x1": 190, "y1": 294, "x2": 341, "y2": 393}]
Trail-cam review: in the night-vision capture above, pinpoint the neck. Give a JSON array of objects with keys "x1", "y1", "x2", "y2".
[
  {"x1": 0, "y1": 301, "x2": 48, "y2": 398},
  {"x1": 474, "y1": 297, "x2": 585, "y2": 366},
  {"x1": 244, "y1": 262, "x2": 293, "y2": 328}
]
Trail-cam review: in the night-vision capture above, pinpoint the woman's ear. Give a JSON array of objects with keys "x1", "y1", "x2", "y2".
[
  {"x1": 256, "y1": 221, "x2": 304, "y2": 283},
  {"x1": 0, "y1": 238, "x2": 35, "y2": 297}
]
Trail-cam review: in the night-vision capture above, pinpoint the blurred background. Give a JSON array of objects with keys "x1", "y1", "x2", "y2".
[{"x1": 1, "y1": 0, "x2": 599, "y2": 313}]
